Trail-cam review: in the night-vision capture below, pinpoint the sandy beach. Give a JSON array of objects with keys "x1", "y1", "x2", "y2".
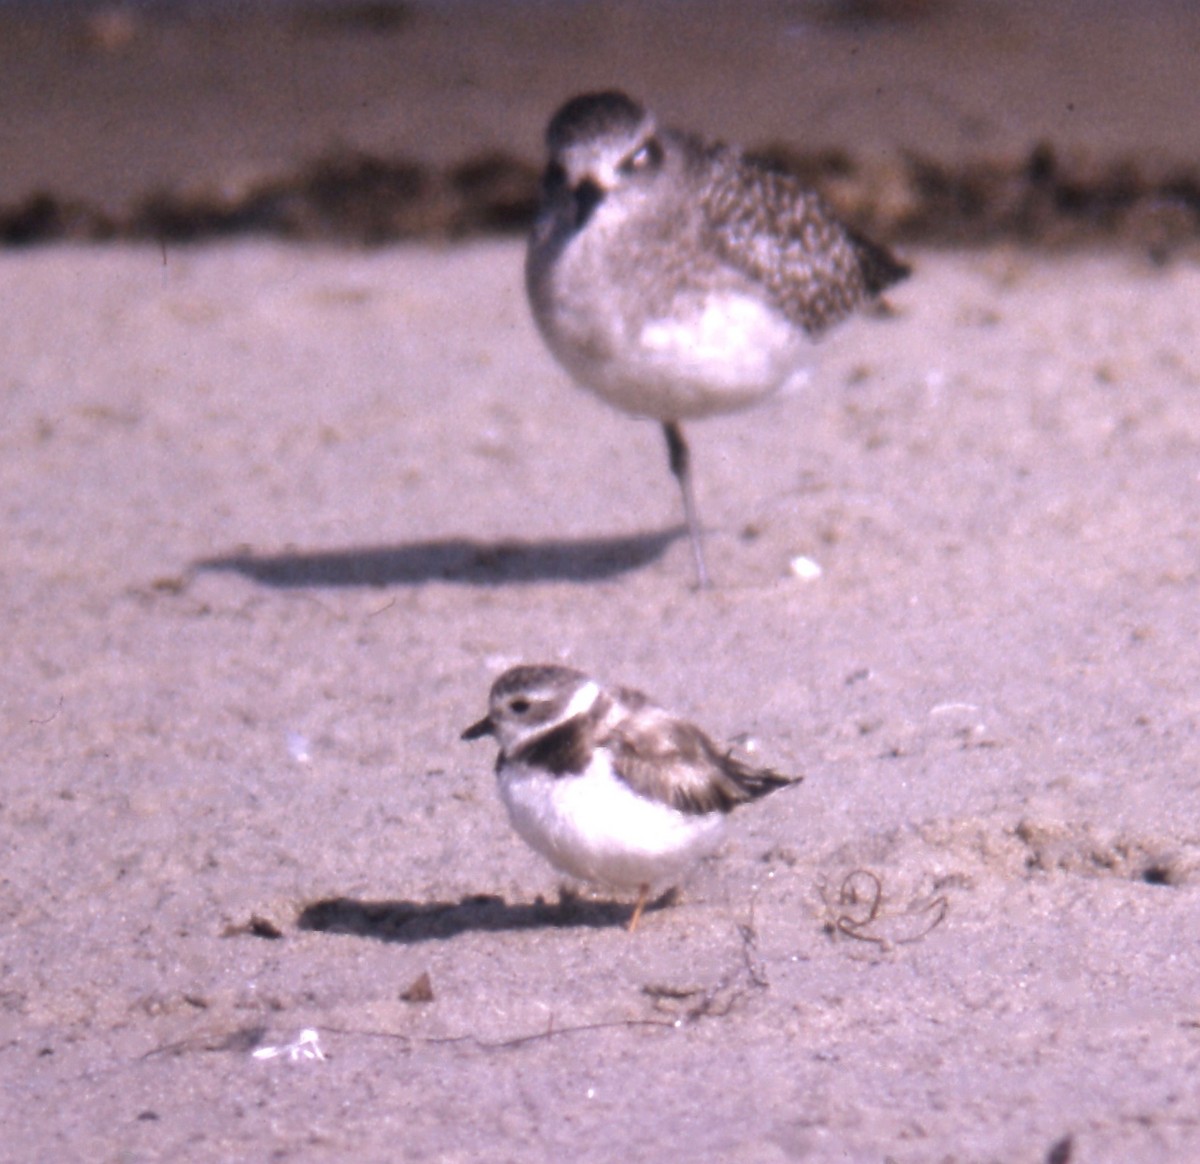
[{"x1": 2, "y1": 3, "x2": 1199, "y2": 1161}]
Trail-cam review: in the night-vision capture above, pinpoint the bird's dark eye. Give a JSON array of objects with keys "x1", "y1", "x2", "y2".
[
  {"x1": 619, "y1": 136, "x2": 663, "y2": 175},
  {"x1": 509, "y1": 698, "x2": 531, "y2": 715}
]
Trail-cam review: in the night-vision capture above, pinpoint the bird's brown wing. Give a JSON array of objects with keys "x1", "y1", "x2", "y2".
[
  {"x1": 600, "y1": 689, "x2": 798, "y2": 815},
  {"x1": 698, "y1": 147, "x2": 909, "y2": 337}
]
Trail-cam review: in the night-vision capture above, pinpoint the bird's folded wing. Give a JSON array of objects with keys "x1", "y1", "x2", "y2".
[
  {"x1": 700, "y1": 155, "x2": 909, "y2": 336},
  {"x1": 603, "y1": 711, "x2": 780, "y2": 815}
]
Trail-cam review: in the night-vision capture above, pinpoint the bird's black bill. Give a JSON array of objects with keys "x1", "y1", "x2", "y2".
[{"x1": 461, "y1": 715, "x2": 495, "y2": 741}]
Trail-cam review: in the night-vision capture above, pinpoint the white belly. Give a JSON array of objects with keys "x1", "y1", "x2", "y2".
[
  {"x1": 497, "y1": 752, "x2": 726, "y2": 891},
  {"x1": 546, "y1": 289, "x2": 810, "y2": 421}
]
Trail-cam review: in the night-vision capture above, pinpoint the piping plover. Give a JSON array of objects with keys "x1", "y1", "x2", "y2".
[
  {"x1": 525, "y1": 90, "x2": 909, "y2": 587},
  {"x1": 461, "y1": 663, "x2": 799, "y2": 929}
]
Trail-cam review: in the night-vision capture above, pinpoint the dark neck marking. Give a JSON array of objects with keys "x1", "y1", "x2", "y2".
[{"x1": 511, "y1": 715, "x2": 592, "y2": 776}]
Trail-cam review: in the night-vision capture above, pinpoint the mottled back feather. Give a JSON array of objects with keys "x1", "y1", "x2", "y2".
[
  {"x1": 698, "y1": 145, "x2": 909, "y2": 336},
  {"x1": 598, "y1": 686, "x2": 798, "y2": 815}
]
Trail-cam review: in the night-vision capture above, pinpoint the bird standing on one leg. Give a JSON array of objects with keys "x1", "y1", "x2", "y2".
[{"x1": 525, "y1": 90, "x2": 909, "y2": 588}]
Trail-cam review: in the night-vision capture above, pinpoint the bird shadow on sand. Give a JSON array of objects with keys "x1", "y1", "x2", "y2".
[
  {"x1": 296, "y1": 891, "x2": 677, "y2": 942},
  {"x1": 193, "y1": 528, "x2": 683, "y2": 588}
]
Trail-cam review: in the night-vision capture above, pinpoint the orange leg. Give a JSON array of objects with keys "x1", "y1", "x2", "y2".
[{"x1": 627, "y1": 884, "x2": 651, "y2": 932}]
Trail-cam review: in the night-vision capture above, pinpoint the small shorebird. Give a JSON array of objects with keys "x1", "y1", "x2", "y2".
[
  {"x1": 462, "y1": 663, "x2": 799, "y2": 929},
  {"x1": 526, "y1": 90, "x2": 909, "y2": 587}
]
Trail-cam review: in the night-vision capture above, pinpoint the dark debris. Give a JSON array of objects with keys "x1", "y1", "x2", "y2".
[{"x1": 3, "y1": 144, "x2": 1198, "y2": 255}]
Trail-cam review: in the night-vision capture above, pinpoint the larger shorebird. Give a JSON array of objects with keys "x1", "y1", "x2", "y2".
[{"x1": 525, "y1": 90, "x2": 909, "y2": 587}]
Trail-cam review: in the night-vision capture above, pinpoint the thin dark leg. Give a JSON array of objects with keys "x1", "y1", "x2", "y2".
[{"x1": 662, "y1": 420, "x2": 710, "y2": 589}]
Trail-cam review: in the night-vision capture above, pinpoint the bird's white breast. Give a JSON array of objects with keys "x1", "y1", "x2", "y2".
[
  {"x1": 635, "y1": 291, "x2": 808, "y2": 410},
  {"x1": 546, "y1": 284, "x2": 809, "y2": 422},
  {"x1": 497, "y1": 749, "x2": 726, "y2": 891}
]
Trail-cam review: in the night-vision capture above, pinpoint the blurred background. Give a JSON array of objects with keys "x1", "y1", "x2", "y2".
[{"x1": 1, "y1": 0, "x2": 1198, "y2": 256}]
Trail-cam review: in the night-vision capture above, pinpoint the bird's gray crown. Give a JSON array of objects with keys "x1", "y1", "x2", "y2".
[
  {"x1": 545, "y1": 91, "x2": 648, "y2": 154},
  {"x1": 488, "y1": 663, "x2": 587, "y2": 706}
]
